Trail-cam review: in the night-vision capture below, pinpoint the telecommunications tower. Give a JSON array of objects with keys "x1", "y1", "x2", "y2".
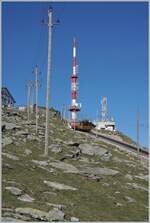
[
  {"x1": 69, "y1": 38, "x2": 80, "y2": 129},
  {"x1": 101, "y1": 96, "x2": 107, "y2": 121}
]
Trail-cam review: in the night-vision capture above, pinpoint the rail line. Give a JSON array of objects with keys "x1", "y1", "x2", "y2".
[{"x1": 90, "y1": 130, "x2": 149, "y2": 156}]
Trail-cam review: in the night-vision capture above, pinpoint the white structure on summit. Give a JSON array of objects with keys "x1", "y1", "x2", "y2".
[{"x1": 96, "y1": 96, "x2": 116, "y2": 131}]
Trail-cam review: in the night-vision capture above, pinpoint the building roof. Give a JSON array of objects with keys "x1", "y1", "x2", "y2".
[{"x1": 2, "y1": 87, "x2": 16, "y2": 103}]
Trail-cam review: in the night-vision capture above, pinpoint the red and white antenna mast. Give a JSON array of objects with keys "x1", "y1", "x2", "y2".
[{"x1": 69, "y1": 38, "x2": 80, "y2": 129}]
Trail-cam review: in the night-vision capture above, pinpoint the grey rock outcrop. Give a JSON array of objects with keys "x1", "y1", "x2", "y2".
[
  {"x1": 125, "y1": 174, "x2": 133, "y2": 181},
  {"x1": 2, "y1": 152, "x2": 19, "y2": 161},
  {"x1": 24, "y1": 149, "x2": 32, "y2": 155},
  {"x1": 5, "y1": 187, "x2": 22, "y2": 196},
  {"x1": 71, "y1": 216, "x2": 80, "y2": 221},
  {"x1": 2, "y1": 137, "x2": 13, "y2": 147},
  {"x1": 64, "y1": 141, "x2": 80, "y2": 147},
  {"x1": 79, "y1": 143, "x2": 107, "y2": 157},
  {"x1": 46, "y1": 203, "x2": 66, "y2": 210},
  {"x1": 2, "y1": 217, "x2": 25, "y2": 221},
  {"x1": 49, "y1": 161, "x2": 79, "y2": 174},
  {"x1": 15, "y1": 131, "x2": 28, "y2": 136},
  {"x1": 18, "y1": 194, "x2": 34, "y2": 202},
  {"x1": 134, "y1": 174, "x2": 148, "y2": 181},
  {"x1": 15, "y1": 208, "x2": 40, "y2": 220},
  {"x1": 80, "y1": 166, "x2": 119, "y2": 177},
  {"x1": 126, "y1": 183, "x2": 148, "y2": 192},
  {"x1": 15, "y1": 207, "x2": 63, "y2": 221},
  {"x1": 32, "y1": 160, "x2": 49, "y2": 166},
  {"x1": 2, "y1": 121, "x2": 21, "y2": 130},
  {"x1": 50, "y1": 144, "x2": 62, "y2": 153},
  {"x1": 48, "y1": 208, "x2": 65, "y2": 221},
  {"x1": 125, "y1": 196, "x2": 136, "y2": 203},
  {"x1": 100, "y1": 151, "x2": 112, "y2": 161},
  {"x1": 44, "y1": 180, "x2": 78, "y2": 191}
]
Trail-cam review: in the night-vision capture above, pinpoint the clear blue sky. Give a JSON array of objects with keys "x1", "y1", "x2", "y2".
[{"x1": 2, "y1": 2, "x2": 148, "y2": 148}]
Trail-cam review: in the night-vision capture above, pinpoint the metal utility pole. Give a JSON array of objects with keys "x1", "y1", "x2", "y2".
[
  {"x1": 44, "y1": 8, "x2": 52, "y2": 156},
  {"x1": 27, "y1": 82, "x2": 30, "y2": 122},
  {"x1": 44, "y1": 7, "x2": 59, "y2": 156},
  {"x1": 137, "y1": 109, "x2": 140, "y2": 156},
  {"x1": 30, "y1": 82, "x2": 34, "y2": 114},
  {"x1": 61, "y1": 104, "x2": 64, "y2": 121},
  {"x1": 63, "y1": 105, "x2": 67, "y2": 122},
  {"x1": 33, "y1": 65, "x2": 40, "y2": 134},
  {"x1": 26, "y1": 80, "x2": 34, "y2": 122},
  {"x1": 96, "y1": 109, "x2": 99, "y2": 128}
]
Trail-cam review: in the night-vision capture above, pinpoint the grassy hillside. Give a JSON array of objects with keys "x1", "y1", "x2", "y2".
[{"x1": 2, "y1": 108, "x2": 148, "y2": 221}]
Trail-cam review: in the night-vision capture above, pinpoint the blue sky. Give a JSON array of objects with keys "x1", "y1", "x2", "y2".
[{"x1": 2, "y1": 2, "x2": 148, "y2": 148}]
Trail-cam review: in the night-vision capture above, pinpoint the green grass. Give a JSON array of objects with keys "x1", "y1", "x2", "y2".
[{"x1": 2, "y1": 108, "x2": 148, "y2": 221}]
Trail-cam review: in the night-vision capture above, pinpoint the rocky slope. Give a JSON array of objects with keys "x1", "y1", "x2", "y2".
[{"x1": 2, "y1": 107, "x2": 148, "y2": 221}]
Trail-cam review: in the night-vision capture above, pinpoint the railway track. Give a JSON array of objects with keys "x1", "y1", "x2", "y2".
[{"x1": 90, "y1": 130, "x2": 149, "y2": 156}]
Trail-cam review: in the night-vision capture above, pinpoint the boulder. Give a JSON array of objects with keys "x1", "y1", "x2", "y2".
[
  {"x1": 125, "y1": 196, "x2": 136, "y2": 203},
  {"x1": 49, "y1": 161, "x2": 79, "y2": 174},
  {"x1": 80, "y1": 166, "x2": 119, "y2": 177},
  {"x1": 15, "y1": 131, "x2": 28, "y2": 136},
  {"x1": 24, "y1": 149, "x2": 32, "y2": 155},
  {"x1": 115, "y1": 202, "x2": 123, "y2": 207},
  {"x1": 2, "y1": 121, "x2": 21, "y2": 130},
  {"x1": 50, "y1": 145, "x2": 62, "y2": 154},
  {"x1": 100, "y1": 151, "x2": 112, "y2": 161},
  {"x1": 46, "y1": 203, "x2": 66, "y2": 210},
  {"x1": 48, "y1": 208, "x2": 65, "y2": 221},
  {"x1": 79, "y1": 157, "x2": 90, "y2": 163},
  {"x1": 32, "y1": 160, "x2": 49, "y2": 166},
  {"x1": 18, "y1": 194, "x2": 34, "y2": 202},
  {"x1": 5, "y1": 187, "x2": 22, "y2": 196},
  {"x1": 15, "y1": 207, "x2": 65, "y2": 221},
  {"x1": 125, "y1": 174, "x2": 133, "y2": 181},
  {"x1": 2, "y1": 152, "x2": 19, "y2": 161},
  {"x1": 27, "y1": 135, "x2": 37, "y2": 140},
  {"x1": 79, "y1": 143, "x2": 107, "y2": 157},
  {"x1": 134, "y1": 174, "x2": 148, "y2": 181},
  {"x1": 3, "y1": 163, "x2": 13, "y2": 169},
  {"x1": 44, "y1": 180, "x2": 78, "y2": 191},
  {"x1": 103, "y1": 183, "x2": 110, "y2": 187},
  {"x1": 79, "y1": 143, "x2": 94, "y2": 156},
  {"x1": 2, "y1": 137, "x2": 13, "y2": 147},
  {"x1": 126, "y1": 183, "x2": 148, "y2": 192},
  {"x1": 2, "y1": 217, "x2": 25, "y2": 221},
  {"x1": 44, "y1": 191, "x2": 57, "y2": 196},
  {"x1": 64, "y1": 141, "x2": 80, "y2": 147},
  {"x1": 15, "y1": 208, "x2": 49, "y2": 221},
  {"x1": 71, "y1": 217, "x2": 80, "y2": 222}
]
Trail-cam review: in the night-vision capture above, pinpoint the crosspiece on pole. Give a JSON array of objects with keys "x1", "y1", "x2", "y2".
[
  {"x1": 44, "y1": 7, "x2": 59, "y2": 156},
  {"x1": 33, "y1": 65, "x2": 41, "y2": 134}
]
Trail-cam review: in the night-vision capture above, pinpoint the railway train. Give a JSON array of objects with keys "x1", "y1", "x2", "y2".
[{"x1": 70, "y1": 120, "x2": 95, "y2": 132}]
